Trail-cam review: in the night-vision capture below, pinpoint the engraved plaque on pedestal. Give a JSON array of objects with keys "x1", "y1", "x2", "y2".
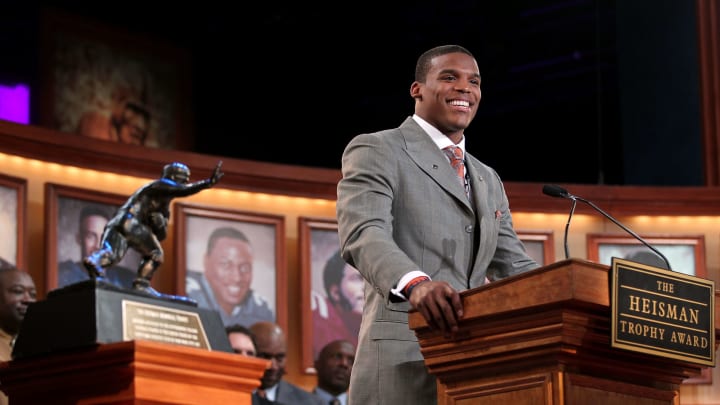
[{"x1": 13, "y1": 279, "x2": 232, "y2": 359}]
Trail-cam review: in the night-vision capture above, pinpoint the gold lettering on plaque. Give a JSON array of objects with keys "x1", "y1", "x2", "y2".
[
  {"x1": 627, "y1": 295, "x2": 700, "y2": 324},
  {"x1": 122, "y1": 300, "x2": 211, "y2": 349}
]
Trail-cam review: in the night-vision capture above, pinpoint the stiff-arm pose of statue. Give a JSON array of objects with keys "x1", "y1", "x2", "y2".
[{"x1": 83, "y1": 161, "x2": 223, "y2": 301}]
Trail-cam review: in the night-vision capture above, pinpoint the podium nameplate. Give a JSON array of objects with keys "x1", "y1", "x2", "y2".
[{"x1": 610, "y1": 257, "x2": 716, "y2": 366}]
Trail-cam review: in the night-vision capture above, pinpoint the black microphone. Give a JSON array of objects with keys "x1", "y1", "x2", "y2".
[{"x1": 542, "y1": 184, "x2": 673, "y2": 271}]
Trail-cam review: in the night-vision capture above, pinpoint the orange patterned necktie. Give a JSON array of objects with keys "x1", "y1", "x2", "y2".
[{"x1": 443, "y1": 145, "x2": 469, "y2": 198}]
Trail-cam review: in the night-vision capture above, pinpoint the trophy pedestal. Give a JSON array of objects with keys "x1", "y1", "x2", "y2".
[{"x1": 13, "y1": 279, "x2": 231, "y2": 359}]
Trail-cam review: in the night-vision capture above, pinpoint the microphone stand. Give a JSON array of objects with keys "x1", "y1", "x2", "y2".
[
  {"x1": 563, "y1": 198, "x2": 577, "y2": 260},
  {"x1": 544, "y1": 184, "x2": 673, "y2": 271},
  {"x1": 574, "y1": 195, "x2": 672, "y2": 271}
]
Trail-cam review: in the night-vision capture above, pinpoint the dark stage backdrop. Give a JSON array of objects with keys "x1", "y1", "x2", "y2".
[{"x1": 0, "y1": 0, "x2": 704, "y2": 186}]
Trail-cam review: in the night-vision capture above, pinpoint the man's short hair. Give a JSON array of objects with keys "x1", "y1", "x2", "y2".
[
  {"x1": 415, "y1": 44, "x2": 474, "y2": 82},
  {"x1": 323, "y1": 250, "x2": 346, "y2": 302},
  {"x1": 0, "y1": 256, "x2": 16, "y2": 272},
  {"x1": 79, "y1": 204, "x2": 111, "y2": 222},
  {"x1": 206, "y1": 226, "x2": 249, "y2": 255}
]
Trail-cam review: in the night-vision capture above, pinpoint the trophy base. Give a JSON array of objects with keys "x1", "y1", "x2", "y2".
[{"x1": 13, "y1": 279, "x2": 232, "y2": 359}]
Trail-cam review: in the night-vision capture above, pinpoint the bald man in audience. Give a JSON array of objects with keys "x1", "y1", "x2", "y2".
[
  {"x1": 249, "y1": 321, "x2": 323, "y2": 405},
  {"x1": 0, "y1": 261, "x2": 37, "y2": 405},
  {"x1": 0, "y1": 262, "x2": 36, "y2": 361},
  {"x1": 312, "y1": 339, "x2": 355, "y2": 405}
]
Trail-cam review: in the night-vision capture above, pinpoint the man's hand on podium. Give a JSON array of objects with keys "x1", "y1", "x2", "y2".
[{"x1": 408, "y1": 280, "x2": 464, "y2": 336}]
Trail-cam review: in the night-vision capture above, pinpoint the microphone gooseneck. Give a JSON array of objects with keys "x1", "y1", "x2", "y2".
[
  {"x1": 541, "y1": 184, "x2": 673, "y2": 271},
  {"x1": 543, "y1": 184, "x2": 574, "y2": 260},
  {"x1": 563, "y1": 198, "x2": 577, "y2": 260}
]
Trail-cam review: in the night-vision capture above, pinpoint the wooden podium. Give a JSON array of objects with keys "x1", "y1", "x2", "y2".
[
  {"x1": 0, "y1": 340, "x2": 269, "y2": 404},
  {"x1": 408, "y1": 259, "x2": 719, "y2": 405}
]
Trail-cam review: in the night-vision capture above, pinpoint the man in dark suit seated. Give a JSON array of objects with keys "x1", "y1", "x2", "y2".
[
  {"x1": 249, "y1": 321, "x2": 323, "y2": 405},
  {"x1": 0, "y1": 260, "x2": 36, "y2": 405},
  {"x1": 312, "y1": 339, "x2": 355, "y2": 405}
]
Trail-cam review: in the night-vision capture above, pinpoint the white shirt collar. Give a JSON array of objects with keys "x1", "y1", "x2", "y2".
[
  {"x1": 314, "y1": 387, "x2": 348, "y2": 405},
  {"x1": 261, "y1": 384, "x2": 279, "y2": 401},
  {"x1": 412, "y1": 114, "x2": 466, "y2": 153}
]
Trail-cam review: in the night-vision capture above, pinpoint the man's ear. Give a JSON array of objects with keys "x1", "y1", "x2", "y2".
[{"x1": 410, "y1": 82, "x2": 422, "y2": 100}]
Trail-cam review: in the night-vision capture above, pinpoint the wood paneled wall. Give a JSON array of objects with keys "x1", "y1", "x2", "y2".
[{"x1": 0, "y1": 120, "x2": 716, "y2": 401}]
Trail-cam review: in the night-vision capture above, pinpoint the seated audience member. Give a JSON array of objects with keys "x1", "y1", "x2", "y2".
[
  {"x1": 187, "y1": 227, "x2": 274, "y2": 327},
  {"x1": 311, "y1": 250, "x2": 363, "y2": 358},
  {"x1": 0, "y1": 263, "x2": 36, "y2": 361},
  {"x1": 0, "y1": 263, "x2": 37, "y2": 405},
  {"x1": 250, "y1": 321, "x2": 323, "y2": 405},
  {"x1": 226, "y1": 323, "x2": 257, "y2": 356},
  {"x1": 312, "y1": 340, "x2": 355, "y2": 405}
]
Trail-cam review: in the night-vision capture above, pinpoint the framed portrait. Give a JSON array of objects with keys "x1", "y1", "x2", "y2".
[
  {"x1": 586, "y1": 233, "x2": 706, "y2": 278},
  {"x1": 0, "y1": 174, "x2": 27, "y2": 270},
  {"x1": 39, "y1": 10, "x2": 192, "y2": 150},
  {"x1": 587, "y1": 232, "x2": 711, "y2": 384},
  {"x1": 45, "y1": 183, "x2": 141, "y2": 292},
  {"x1": 299, "y1": 216, "x2": 363, "y2": 374},
  {"x1": 517, "y1": 230, "x2": 555, "y2": 266},
  {"x1": 174, "y1": 203, "x2": 287, "y2": 333}
]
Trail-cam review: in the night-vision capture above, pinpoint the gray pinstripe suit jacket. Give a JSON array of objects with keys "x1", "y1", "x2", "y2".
[{"x1": 337, "y1": 116, "x2": 539, "y2": 405}]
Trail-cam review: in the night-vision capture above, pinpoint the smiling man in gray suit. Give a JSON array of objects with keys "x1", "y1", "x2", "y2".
[{"x1": 336, "y1": 44, "x2": 540, "y2": 405}]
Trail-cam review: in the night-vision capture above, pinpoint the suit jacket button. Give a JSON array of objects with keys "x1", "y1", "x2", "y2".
[{"x1": 465, "y1": 225, "x2": 473, "y2": 233}]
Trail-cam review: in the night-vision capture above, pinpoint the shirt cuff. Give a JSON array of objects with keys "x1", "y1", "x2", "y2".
[{"x1": 390, "y1": 270, "x2": 431, "y2": 300}]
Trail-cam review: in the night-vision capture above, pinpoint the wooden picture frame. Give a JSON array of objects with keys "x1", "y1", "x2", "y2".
[
  {"x1": 517, "y1": 230, "x2": 555, "y2": 265},
  {"x1": 44, "y1": 183, "x2": 141, "y2": 292},
  {"x1": 586, "y1": 233, "x2": 706, "y2": 278},
  {"x1": 299, "y1": 216, "x2": 364, "y2": 374},
  {"x1": 587, "y1": 233, "x2": 711, "y2": 385},
  {"x1": 174, "y1": 203, "x2": 287, "y2": 333},
  {"x1": 38, "y1": 9, "x2": 192, "y2": 150},
  {"x1": 0, "y1": 174, "x2": 27, "y2": 270}
]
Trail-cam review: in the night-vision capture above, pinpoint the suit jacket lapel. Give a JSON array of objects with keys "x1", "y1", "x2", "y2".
[
  {"x1": 465, "y1": 157, "x2": 487, "y2": 215},
  {"x1": 399, "y1": 118, "x2": 473, "y2": 211}
]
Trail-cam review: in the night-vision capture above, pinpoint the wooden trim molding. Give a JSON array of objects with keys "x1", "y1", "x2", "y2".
[
  {"x1": 0, "y1": 120, "x2": 341, "y2": 199},
  {"x1": 3, "y1": 120, "x2": 720, "y2": 215},
  {"x1": 505, "y1": 182, "x2": 720, "y2": 216}
]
